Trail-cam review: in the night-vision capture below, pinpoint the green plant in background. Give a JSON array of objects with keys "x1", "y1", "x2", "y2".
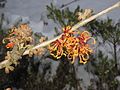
[
  {"x1": 86, "y1": 18, "x2": 120, "y2": 90},
  {"x1": 46, "y1": 3, "x2": 93, "y2": 36},
  {"x1": 46, "y1": 3, "x2": 80, "y2": 27},
  {"x1": 0, "y1": 14, "x2": 6, "y2": 39},
  {"x1": 87, "y1": 19, "x2": 120, "y2": 71},
  {"x1": 92, "y1": 50, "x2": 119, "y2": 90},
  {"x1": 0, "y1": 13, "x2": 11, "y2": 89}
]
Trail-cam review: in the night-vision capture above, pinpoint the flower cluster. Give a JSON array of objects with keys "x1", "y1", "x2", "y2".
[
  {"x1": 3, "y1": 24, "x2": 33, "y2": 48},
  {"x1": 76, "y1": 9, "x2": 92, "y2": 21},
  {"x1": 48, "y1": 26, "x2": 96, "y2": 64},
  {"x1": 2, "y1": 24, "x2": 45, "y2": 73},
  {"x1": 1, "y1": 24, "x2": 95, "y2": 73}
]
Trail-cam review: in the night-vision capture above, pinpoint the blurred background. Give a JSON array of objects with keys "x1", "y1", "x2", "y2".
[{"x1": 0, "y1": 0, "x2": 120, "y2": 90}]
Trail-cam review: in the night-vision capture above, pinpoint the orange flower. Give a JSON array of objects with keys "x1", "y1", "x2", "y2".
[
  {"x1": 67, "y1": 45, "x2": 79, "y2": 63},
  {"x1": 62, "y1": 36, "x2": 79, "y2": 63},
  {"x1": 78, "y1": 31, "x2": 96, "y2": 45},
  {"x1": 65, "y1": 31, "x2": 95, "y2": 64},
  {"x1": 48, "y1": 39, "x2": 65, "y2": 59},
  {"x1": 62, "y1": 26, "x2": 72, "y2": 36},
  {"x1": 64, "y1": 36, "x2": 77, "y2": 47},
  {"x1": 49, "y1": 26, "x2": 96, "y2": 64},
  {"x1": 76, "y1": 31, "x2": 95, "y2": 64},
  {"x1": 78, "y1": 44, "x2": 93, "y2": 64},
  {"x1": 6, "y1": 42, "x2": 14, "y2": 49},
  {"x1": 49, "y1": 26, "x2": 76, "y2": 59},
  {"x1": 61, "y1": 26, "x2": 76, "y2": 39}
]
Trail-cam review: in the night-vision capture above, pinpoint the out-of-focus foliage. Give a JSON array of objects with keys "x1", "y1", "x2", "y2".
[
  {"x1": 87, "y1": 19, "x2": 120, "y2": 71},
  {"x1": 47, "y1": 3, "x2": 79, "y2": 27},
  {"x1": 46, "y1": 3, "x2": 93, "y2": 28},
  {"x1": 87, "y1": 18, "x2": 120, "y2": 44},
  {"x1": 0, "y1": 2, "x2": 120, "y2": 90},
  {"x1": 87, "y1": 19, "x2": 120, "y2": 90},
  {"x1": 89, "y1": 51, "x2": 119, "y2": 90}
]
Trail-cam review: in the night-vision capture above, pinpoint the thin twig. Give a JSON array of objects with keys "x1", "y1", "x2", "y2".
[
  {"x1": 0, "y1": 1, "x2": 120, "y2": 69},
  {"x1": 60, "y1": 0, "x2": 80, "y2": 9}
]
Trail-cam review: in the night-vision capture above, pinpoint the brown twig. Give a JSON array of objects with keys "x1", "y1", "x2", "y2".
[{"x1": 0, "y1": 1, "x2": 120, "y2": 69}]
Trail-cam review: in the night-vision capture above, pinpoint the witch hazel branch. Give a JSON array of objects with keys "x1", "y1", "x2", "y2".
[{"x1": 0, "y1": 1, "x2": 120, "y2": 73}]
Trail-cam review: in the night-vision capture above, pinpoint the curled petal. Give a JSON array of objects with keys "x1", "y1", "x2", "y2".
[
  {"x1": 48, "y1": 39, "x2": 64, "y2": 59},
  {"x1": 80, "y1": 31, "x2": 96, "y2": 45},
  {"x1": 81, "y1": 53, "x2": 89, "y2": 61},
  {"x1": 50, "y1": 47, "x2": 64, "y2": 59},
  {"x1": 62, "y1": 26, "x2": 71, "y2": 33},
  {"x1": 67, "y1": 46, "x2": 78, "y2": 63},
  {"x1": 89, "y1": 37, "x2": 96, "y2": 45},
  {"x1": 50, "y1": 52, "x2": 62, "y2": 59},
  {"x1": 79, "y1": 53, "x2": 89, "y2": 64},
  {"x1": 81, "y1": 31, "x2": 90, "y2": 40},
  {"x1": 71, "y1": 56, "x2": 76, "y2": 64},
  {"x1": 62, "y1": 26, "x2": 76, "y2": 37}
]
